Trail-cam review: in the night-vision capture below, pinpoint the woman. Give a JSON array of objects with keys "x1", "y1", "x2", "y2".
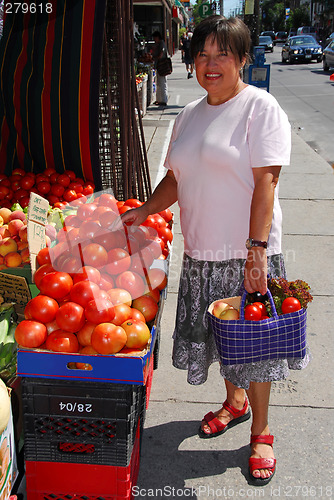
[
  {"x1": 152, "y1": 31, "x2": 168, "y2": 106},
  {"x1": 121, "y1": 16, "x2": 309, "y2": 485}
]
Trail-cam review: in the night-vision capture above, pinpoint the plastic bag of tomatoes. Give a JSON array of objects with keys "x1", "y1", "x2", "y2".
[{"x1": 207, "y1": 278, "x2": 312, "y2": 366}]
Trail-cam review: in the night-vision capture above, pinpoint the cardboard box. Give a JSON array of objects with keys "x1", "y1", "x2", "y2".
[
  {"x1": 0, "y1": 398, "x2": 18, "y2": 500},
  {"x1": 0, "y1": 273, "x2": 38, "y2": 318}
]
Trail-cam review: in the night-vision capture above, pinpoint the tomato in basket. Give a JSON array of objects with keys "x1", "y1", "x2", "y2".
[
  {"x1": 244, "y1": 304, "x2": 262, "y2": 321},
  {"x1": 281, "y1": 297, "x2": 301, "y2": 314}
]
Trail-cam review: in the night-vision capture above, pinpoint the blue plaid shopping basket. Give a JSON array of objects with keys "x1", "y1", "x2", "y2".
[{"x1": 208, "y1": 289, "x2": 307, "y2": 365}]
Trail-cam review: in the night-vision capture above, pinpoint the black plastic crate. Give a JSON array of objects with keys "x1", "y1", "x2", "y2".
[{"x1": 21, "y1": 377, "x2": 145, "y2": 466}]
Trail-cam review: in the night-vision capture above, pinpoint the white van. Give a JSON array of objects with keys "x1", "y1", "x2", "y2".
[{"x1": 297, "y1": 26, "x2": 317, "y2": 37}]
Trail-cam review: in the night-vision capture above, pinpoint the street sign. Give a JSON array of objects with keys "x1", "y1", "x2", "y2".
[{"x1": 198, "y1": 3, "x2": 213, "y2": 18}]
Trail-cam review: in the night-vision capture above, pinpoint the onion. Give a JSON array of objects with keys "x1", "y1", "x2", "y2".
[{"x1": 0, "y1": 379, "x2": 11, "y2": 434}]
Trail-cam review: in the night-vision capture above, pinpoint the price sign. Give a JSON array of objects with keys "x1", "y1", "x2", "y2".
[{"x1": 27, "y1": 193, "x2": 49, "y2": 275}]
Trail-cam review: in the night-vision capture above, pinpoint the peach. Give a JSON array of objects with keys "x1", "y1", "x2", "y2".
[
  {"x1": 0, "y1": 215, "x2": 3, "y2": 227},
  {"x1": 18, "y1": 225, "x2": 28, "y2": 242},
  {"x1": 212, "y1": 300, "x2": 233, "y2": 318},
  {"x1": 219, "y1": 308, "x2": 240, "y2": 321},
  {"x1": 0, "y1": 238, "x2": 18, "y2": 257},
  {"x1": 4, "y1": 251, "x2": 22, "y2": 268},
  {"x1": 8, "y1": 219, "x2": 25, "y2": 236},
  {"x1": 20, "y1": 248, "x2": 30, "y2": 263},
  {"x1": 0, "y1": 264, "x2": 7, "y2": 270},
  {"x1": 0, "y1": 256, "x2": 4, "y2": 265},
  {"x1": 8, "y1": 210, "x2": 26, "y2": 223},
  {"x1": 0, "y1": 226, "x2": 10, "y2": 239},
  {"x1": 17, "y1": 240, "x2": 28, "y2": 251},
  {"x1": 0, "y1": 208, "x2": 12, "y2": 224}
]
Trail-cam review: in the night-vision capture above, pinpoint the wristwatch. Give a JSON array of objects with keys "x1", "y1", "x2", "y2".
[{"x1": 245, "y1": 238, "x2": 268, "y2": 250}]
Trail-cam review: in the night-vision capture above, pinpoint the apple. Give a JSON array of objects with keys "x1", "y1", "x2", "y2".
[
  {"x1": 212, "y1": 300, "x2": 232, "y2": 318},
  {"x1": 219, "y1": 307, "x2": 240, "y2": 321}
]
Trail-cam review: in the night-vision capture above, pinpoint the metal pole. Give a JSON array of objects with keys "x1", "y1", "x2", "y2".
[{"x1": 219, "y1": 0, "x2": 223, "y2": 16}]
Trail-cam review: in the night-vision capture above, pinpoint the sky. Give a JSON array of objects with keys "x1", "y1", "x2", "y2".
[{"x1": 222, "y1": 0, "x2": 243, "y2": 17}]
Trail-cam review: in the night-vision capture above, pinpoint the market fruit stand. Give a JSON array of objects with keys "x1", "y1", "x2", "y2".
[{"x1": 0, "y1": 0, "x2": 166, "y2": 498}]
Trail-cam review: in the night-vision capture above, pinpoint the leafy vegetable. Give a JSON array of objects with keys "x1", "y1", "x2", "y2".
[{"x1": 267, "y1": 277, "x2": 313, "y2": 315}]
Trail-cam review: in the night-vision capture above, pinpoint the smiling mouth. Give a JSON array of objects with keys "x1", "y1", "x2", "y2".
[{"x1": 205, "y1": 73, "x2": 221, "y2": 79}]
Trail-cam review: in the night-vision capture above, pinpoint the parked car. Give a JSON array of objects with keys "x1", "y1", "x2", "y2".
[
  {"x1": 259, "y1": 35, "x2": 274, "y2": 52},
  {"x1": 281, "y1": 35, "x2": 323, "y2": 63},
  {"x1": 324, "y1": 32, "x2": 334, "y2": 47},
  {"x1": 275, "y1": 31, "x2": 288, "y2": 43},
  {"x1": 323, "y1": 40, "x2": 334, "y2": 71},
  {"x1": 289, "y1": 29, "x2": 297, "y2": 37},
  {"x1": 261, "y1": 31, "x2": 276, "y2": 43}
]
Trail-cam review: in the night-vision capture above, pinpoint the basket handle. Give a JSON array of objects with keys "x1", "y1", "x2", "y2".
[{"x1": 239, "y1": 287, "x2": 279, "y2": 320}]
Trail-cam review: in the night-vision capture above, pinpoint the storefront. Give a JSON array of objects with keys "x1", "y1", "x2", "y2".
[{"x1": 133, "y1": 0, "x2": 173, "y2": 54}]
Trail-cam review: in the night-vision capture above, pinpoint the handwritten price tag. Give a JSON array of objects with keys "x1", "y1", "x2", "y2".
[{"x1": 27, "y1": 193, "x2": 49, "y2": 275}]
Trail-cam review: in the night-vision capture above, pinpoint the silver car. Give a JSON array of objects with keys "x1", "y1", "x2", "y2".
[{"x1": 323, "y1": 40, "x2": 334, "y2": 71}]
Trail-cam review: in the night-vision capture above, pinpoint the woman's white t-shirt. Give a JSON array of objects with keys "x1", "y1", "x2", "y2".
[{"x1": 164, "y1": 85, "x2": 291, "y2": 261}]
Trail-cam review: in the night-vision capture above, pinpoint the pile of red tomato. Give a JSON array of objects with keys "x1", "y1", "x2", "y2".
[
  {"x1": 244, "y1": 297, "x2": 301, "y2": 321},
  {"x1": 0, "y1": 167, "x2": 95, "y2": 209},
  {"x1": 14, "y1": 192, "x2": 173, "y2": 361}
]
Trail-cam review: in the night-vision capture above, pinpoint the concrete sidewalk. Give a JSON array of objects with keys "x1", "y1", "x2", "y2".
[{"x1": 137, "y1": 55, "x2": 334, "y2": 499}]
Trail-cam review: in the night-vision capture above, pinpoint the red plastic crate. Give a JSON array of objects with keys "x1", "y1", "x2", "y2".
[{"x1": 25, "y1": 423, "x2": 141, "y2": 499}]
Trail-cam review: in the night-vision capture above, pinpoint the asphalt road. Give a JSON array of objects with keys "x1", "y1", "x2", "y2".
[{"x1": 264, "y1": 45, "x2": 334, "y2": 168}]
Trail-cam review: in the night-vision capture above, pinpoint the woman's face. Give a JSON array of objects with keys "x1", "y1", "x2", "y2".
[{"x1": 194, "y1": 35, "x2": 244, "y2": 105}]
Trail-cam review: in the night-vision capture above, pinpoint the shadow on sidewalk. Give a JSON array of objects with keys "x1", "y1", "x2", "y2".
[{"x1": 138, "y1": 420, "x2": 251, "y2": 496}]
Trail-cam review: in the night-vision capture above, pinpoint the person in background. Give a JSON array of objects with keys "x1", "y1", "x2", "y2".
[
  {"x1": 182, "y1": 32, "x2": 194, "y2": 78},
  {"x1": 152, "y1": 31, "x2": 168, "y2": 106},
  {"x1": 180, "y1": 32, "x2": 187, "y2": 62},
  {"x1": 121, "y1": 16, "x2": 309, "y2": 486}
]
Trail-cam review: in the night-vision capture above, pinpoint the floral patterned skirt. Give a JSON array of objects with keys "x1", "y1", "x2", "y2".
[{"x1": 172, "y1": 254, "x2": 310, "y2": 388}]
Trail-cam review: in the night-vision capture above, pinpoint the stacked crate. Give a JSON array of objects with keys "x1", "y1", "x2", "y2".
[
  {"x1": 22, "y1": 378, "x2": 146, "y2": 499},
  {"x1": 18, "y1": 316, "x2": 160, "y2": 499}
]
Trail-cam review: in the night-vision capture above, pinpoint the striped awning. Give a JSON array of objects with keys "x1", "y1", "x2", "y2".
[{"x1": 0, "y1": 0, "x2": 106, "y2": 190}]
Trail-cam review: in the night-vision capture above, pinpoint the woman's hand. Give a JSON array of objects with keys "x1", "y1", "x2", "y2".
[
  {"x1": 112, "y1": 205, "x2": 149, "y2": 230},
  {"x1": 244, "y1": 247, "x2": 267, "y2": 295}
]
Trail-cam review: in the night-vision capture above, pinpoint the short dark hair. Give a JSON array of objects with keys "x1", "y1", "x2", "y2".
[
  {"x1": 152, "y1": 31, "x2": 162, "y2": 40},
  {"x1": 190, "y1": 16, "x2": 251, "y2": 64}
]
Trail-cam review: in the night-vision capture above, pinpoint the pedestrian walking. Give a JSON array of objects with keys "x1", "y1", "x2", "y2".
[
  {"x1": 152, "y1": 31, "x2": 168, "y2": 106},
  {"x1": 182, "y1": 32, "x2": 194, "y2": 78},
  {"x1": 120, "y1": 15, "x2": 310, "y2": 486},
  {"x1": 180, "y1": 32, "x2": 187, "y2": 63}
]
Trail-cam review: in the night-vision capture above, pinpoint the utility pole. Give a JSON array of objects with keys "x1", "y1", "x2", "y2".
[
  {"x1": 219, "y1": 0, "x2": 224, "y2": 16},
  {"x1": 244, "y1": 0, "x2": 260, "y2": 52}
]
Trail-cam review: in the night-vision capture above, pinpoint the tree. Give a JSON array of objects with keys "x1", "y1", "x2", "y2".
[
  {"x1": 287, "y1": 6, "x2": 310, "y2": 31},
  {"x1": 261, "y1": 0, "x2": 285, "y2": 32}
]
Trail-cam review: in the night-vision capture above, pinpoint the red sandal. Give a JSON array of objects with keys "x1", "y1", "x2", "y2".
[
  {"x1": 198, "y1": 398, "x2": 250, "y2": 439},
  {"x1": 249, "y1": 434, "x2": 276, "y2": 486}
]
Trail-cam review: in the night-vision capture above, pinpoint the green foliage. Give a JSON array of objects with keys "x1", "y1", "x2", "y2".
[
  {"x1": 288, "y1": 6, "x2": 310, "y2": 30},
  {"x1": 192, "y1": 0, "x2": 205, "y2": 26},
  {"x1": 261, "y1": 1, "x2": 286, "y2": 32}
]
